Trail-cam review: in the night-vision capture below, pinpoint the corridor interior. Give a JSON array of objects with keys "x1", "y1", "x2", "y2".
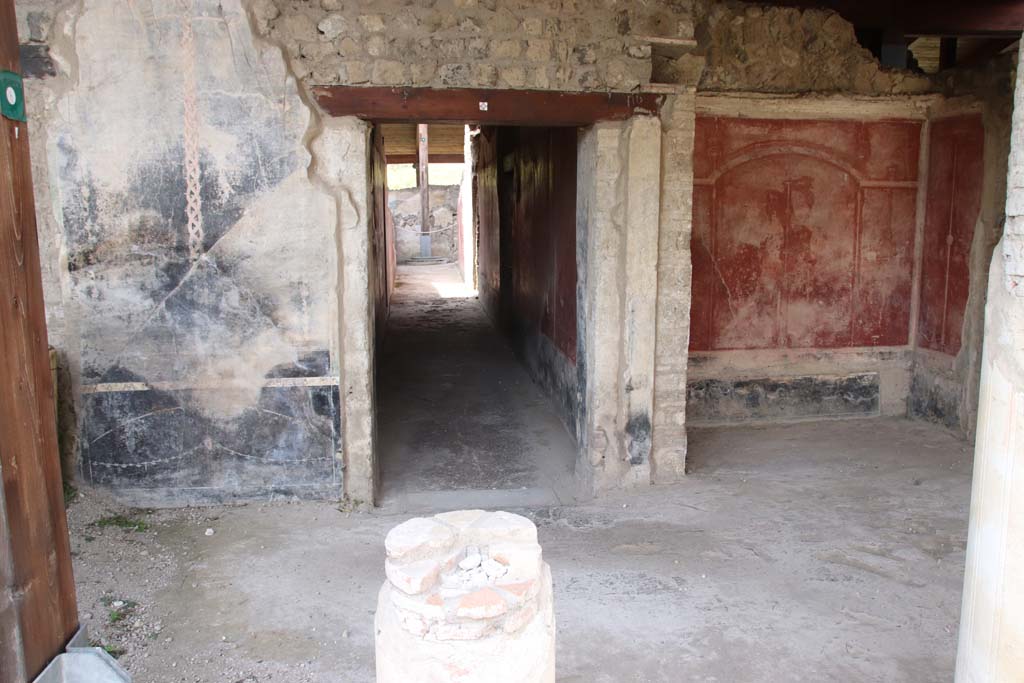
[{"x1": 376, "y1": 263, "x2": 577, "y2": 511}]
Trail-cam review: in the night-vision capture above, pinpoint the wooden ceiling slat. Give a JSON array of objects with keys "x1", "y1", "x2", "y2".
[
  {"x1": 379, "y1": 123, "x2": 465, "y2": 158},
  {"x1": 385, "y1": 153, "x2": 466, "y2": 165}
]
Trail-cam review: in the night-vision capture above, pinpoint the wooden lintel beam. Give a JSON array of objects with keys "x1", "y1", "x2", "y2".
[{"x1": 313, "y1": 86, "x2": 665, "y2": 126}]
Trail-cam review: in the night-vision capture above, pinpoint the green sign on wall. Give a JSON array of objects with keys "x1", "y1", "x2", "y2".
[{"x1": 0, "y1": 71, "x2": 26, "y2": 122}]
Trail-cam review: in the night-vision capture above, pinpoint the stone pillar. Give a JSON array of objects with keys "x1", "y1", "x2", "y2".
[
  {"x1": 375, "y1": 510, "x2": 555, "y2": 683},
  {"x1": 651, "y1": 91, "x2": 697, "y2": 484},
  {"x1": 621, "y1": 117, "x2": 662, "y2": 485},
  {"x1": 577, "y1": 121, "x2": 627, "y2": 494},
  {"x1": 311, "y1": 117, "x2": 375, "y2": 505},
  {"x1": 955, "y1": 36, "x2": 1024, "y2": 683},
  {"x1": 576, "y1": 116, "x2": 664, "y2": 492}
]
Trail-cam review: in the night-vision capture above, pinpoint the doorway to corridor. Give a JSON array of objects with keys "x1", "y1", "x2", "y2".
[{"x1": 374, "y1": 124, "x2": 581, "y2": 510}]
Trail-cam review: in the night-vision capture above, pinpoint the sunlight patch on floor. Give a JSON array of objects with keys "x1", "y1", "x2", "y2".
[{"x1": 430, "y1": 278, "x2": 477, "y2": 299}]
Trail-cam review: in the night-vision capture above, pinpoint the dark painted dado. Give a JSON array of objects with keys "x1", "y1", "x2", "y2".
[
  {"x1": 81, "y1": 382, "x2": 340, "y2": 506},
  {"x1": 687, "y1": 373, "x2": 881, "y2": 424},
  {"x1": 908, "y1": 370, "x2": 961, "y2": 430}
]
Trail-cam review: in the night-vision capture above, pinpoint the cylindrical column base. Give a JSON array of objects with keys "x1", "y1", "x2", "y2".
[{"x1": 375, "y1": 510, "x2": 555, "y2": 683}]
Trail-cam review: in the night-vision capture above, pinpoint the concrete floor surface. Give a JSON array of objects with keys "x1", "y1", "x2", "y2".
[
  {"x1": 376, "y1": 264, "x2": 578, "y2": 510},
  {"x1": 69, "y1": 417, "x2": 972, "y2": 682}
]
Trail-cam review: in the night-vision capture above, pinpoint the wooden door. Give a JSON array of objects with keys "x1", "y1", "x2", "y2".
[{"x1": 0, "y1": 2, "x2": 79, "y2": 680}]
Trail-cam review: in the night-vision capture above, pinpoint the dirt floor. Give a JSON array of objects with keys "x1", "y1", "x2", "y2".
[
  {"x1": 67, "y1": 417, "x2": 971, "y2": 682},
  {"x1": 376, "y1": 263, "x2": 577, "y2": 510}
]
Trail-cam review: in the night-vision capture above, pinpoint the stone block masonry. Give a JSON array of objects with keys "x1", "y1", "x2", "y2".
[
  {"x1": 698, "y1": 2, "x2": 932, "y2": 95},
  {"x1": 652, "y1": 93, "x2": 696, "y2": 483},
  {"x1": 254, "y1": 0, "x2": 697, "y2": 93},
  {"x1": 389, "y1": 185, "x2": 460, "y2": 263},
  {"x1": 376, "y1": 510, "x2": 555, "y2": 682}
]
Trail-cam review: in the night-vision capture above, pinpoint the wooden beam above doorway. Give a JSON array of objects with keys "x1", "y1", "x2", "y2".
[{"x1": 312, "y1": 86, "x2": 666, "y2": 126}]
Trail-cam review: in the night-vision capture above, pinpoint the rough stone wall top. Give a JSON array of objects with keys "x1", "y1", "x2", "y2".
[
  {"x1": 696, "y1": 2, "x2": 933, "y2": 95},
  {"x1": 253, "y1": 0, "x2": 698, "y2": 92},
  {"x1": 252, "y1": 0, "x2": 951, "y2": 97}
]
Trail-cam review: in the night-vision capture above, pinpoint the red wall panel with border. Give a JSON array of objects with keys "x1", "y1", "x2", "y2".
[
  {"x1": 690, "y1": 116, "x2": 921, "y2": 351},
  {"x1": 917, "y1": 115, "x2": 984, "y2": 356}
]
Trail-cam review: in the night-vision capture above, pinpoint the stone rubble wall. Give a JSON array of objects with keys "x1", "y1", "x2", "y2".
[
  {"x1": 251, "y1": 0, "x2": 699, "y2": 92},
  {"x1": 696, "y1": 2, "x2": 934, "y2": 95},
  {"x1": 388, "y1": 185, "x2": 460, "y2": 263},
  {"x1": 249, "y1": 0, "x2": 943, "y2": 97},
  {"x1": 651, "y1": 93, "x2": 696, "y2": 482}
]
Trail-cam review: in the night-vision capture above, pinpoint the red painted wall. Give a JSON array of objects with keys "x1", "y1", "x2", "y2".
[
  {"x1": 477, "y1": 127, "x2": 577, "y2": 362},
  {"x1": 476, "y1": 128, "x2": 501, "y2": 320},
  {"x1": 506, "y1": 128, "x2": 578, "y2": 362},
  {"x1": 371, "y1": 126, "x2": 394, "y2": 333},
  {"x1": 917, "y1": 115, "x2": 984, "y2": 356},
  {"x1": 690, "y1": 116, "x2": 921, "y2": 351}
]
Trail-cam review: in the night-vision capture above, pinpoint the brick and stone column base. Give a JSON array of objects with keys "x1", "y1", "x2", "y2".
[{"x1": 375, "y1": 510, "x2": 555, "y2": 682}]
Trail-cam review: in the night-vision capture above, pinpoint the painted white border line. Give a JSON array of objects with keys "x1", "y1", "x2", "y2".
[{"x1": 80, "y1": 376, "x2": 341, "y2": 394}]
